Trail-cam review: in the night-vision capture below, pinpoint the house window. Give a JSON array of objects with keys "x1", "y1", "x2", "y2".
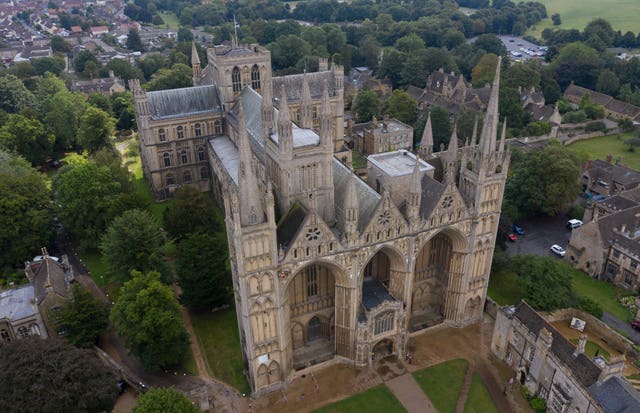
[
  {"x1": 197, "y1": 147, "x2": 206, "y2": 161},
  {"x1": 306, "y1": 266, "x2": 318, "y2": 297},
  {"x1": 374, "y1": 311, "x2": 394, "y2": 335},
  {"x1": 214, "y1": 120, "x2": 222, "y2": 134},
  {"x1": 17, "y1": 326, "x2": 29, "y2": 338},
  {"x1": 200, "y1": 167, "x2": 208, "y2": 179},
  {"x1": 180, "y1": 150, "x2": 188, "y2": 164},
  {"x1": 631, "y1": 260, "x2": 638, "y2": 270},
  {"x1": 527, "y1": 347, "x2": 535, "y2": 362},
  {"x1": 177, "y1": 126, "x2": 184, "y2": 139},
  {"x1": 30, "y1": 323, "x2": 40, "y2": 336},
  {"x1": 312, "y1": 106, "x2": 318, "y2": 119},
  {"x1": 613, "y1": 250, "x2": 621, "y2": 260},
  {"x1": 232, "y1": 66, "x2": 241, "y2": 92},
  {"x1": 0, "y1": 329, "x2": 10, "y2": 343},
  {"x1": 506, "y1": 351, "x2": 513, "y2": 363},
  {"x1": 512, "y1": 334, "x2": 519, "y2": 346},
  {"x1": 166, "y1": 174, "x2": 175, "y2": 185},
  {"x1": 183, "y1": 170, "x2": 192, "y2": 183},
  {"x1": 163, "y1": 153, "x2": 171, "y2": 167},
  {"x1": 158, "y1": 128, "x2": 166, "y2": 142},
  {"x1": 194, "y1": 123, "x2": 202, "y2": 137},
  {"x1": 624, "y1": 270, "x2": 634, "y2": 285},
  {"x1": 251, "y1": 64, "x2": 261, "y2": 90}
]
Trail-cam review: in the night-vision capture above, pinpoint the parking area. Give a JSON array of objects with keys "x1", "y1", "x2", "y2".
[
  {"x1": 505, "y1": 213, "x2": 573, "y2": 258},
  {"x1": 498, "y1": 35, "x2": 546, "y2": 62}
]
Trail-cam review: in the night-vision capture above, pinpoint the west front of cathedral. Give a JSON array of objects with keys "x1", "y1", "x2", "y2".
[{"x1": 131, "y1": 41, "x2": 509, "y2": 395}]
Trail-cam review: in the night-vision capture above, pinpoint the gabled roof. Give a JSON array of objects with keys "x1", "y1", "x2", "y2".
[
  {"x1": 146, "y1": 84, "x2": 222, "y2": 120},
  {"x1": 588, "y1": 376, "x2": 640, "y2": 413},
  {"x1": 272, "y1": 71, "x2": 336, "y2": 102},
  {"x1": 419, "y1": 174, "x2": 446, "y2": 219},
  {"x1": 0, "y1": 285, "x2": 37, "y2": 322},
  {"x1": 30, "y1": 256, "x2": 70, "y2": 304},
  {"x1": 276, "y1": 202, "x2": 306, "y2": 248},
  {"x1": 514, "y1": 302, "x2": 602, "y2": 388},
  {"x1": 333, "y1": 159, "x2": 381, "y2": 232}
]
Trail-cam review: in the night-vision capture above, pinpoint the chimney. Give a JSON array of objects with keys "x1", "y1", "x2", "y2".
[
  {"x1": 574, "y1": 334, "x2": 587, "y2": 356},
  {"x1": 382, "y1": 113, "x2": 389, "y2": 130}
]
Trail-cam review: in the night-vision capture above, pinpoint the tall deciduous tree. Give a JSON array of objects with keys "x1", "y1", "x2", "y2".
[
  {"x1": 176, "y1": 232, "x2": 231, "y2": 310},
  {"x1": 430, "y1": 106, "x2": 452, "y2": 150},
  {"x1": 111, "y1": 270, "x2": 190, "y2": 371},
  {"x1": 42, "y1": 90, "x2": 89, "y2": 150},
  {"x1": 471, "y1": 53, "x2": 498, "y2": 87},
  {"x1": 383, "y1": 90, "x2": 418, "y2": 126},
  {"x1": 77, "y1": 106, "x2": 115, "y2": 154},
  {"x1": 0, "y1": 114, "x2": 55, "y2": 165},
  {"x1": 0, "y1": 150, "x2": 52, "y2": 268},
  {"x1": 133, "y1": 388, "x2": 200, "y2": 413},
  {"x1": 146, "y1": 63, "x2": 193, "y2": 91},
  {"x1": 163, "y1": 185, "x2": 220, "y2": 240},
  {"x1": 353, "y1": 88, "x2": 380, "y2": 123},
  {"x1": 100, "y1": 209, "x2": 166, "y2": 282},
  {"x1": 56, "y1": 284, "x2": 109, "y2": 348},
  {"x1": 0, "y1": 74, "x2": 34, "y2": 113},
  {"x1": 0, "y1": 338, "x2": 118, "y2": 413}
]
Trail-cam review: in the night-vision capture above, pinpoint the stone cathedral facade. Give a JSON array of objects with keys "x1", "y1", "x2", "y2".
[{"x1": 132, "y1": 41, "x2": 509, "y2": 396}]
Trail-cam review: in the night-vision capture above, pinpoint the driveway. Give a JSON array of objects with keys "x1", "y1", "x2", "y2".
[
  {"x1": 504, "y1": 214, "x2": 572, "y2": 258},
  {"x1": 602, "y1": 312, "x2": 640, "y2": 345}
]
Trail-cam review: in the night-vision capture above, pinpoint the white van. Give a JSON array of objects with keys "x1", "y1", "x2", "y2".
[{"x1": 567, "y1": 219, "x2": 583, "y2": 229}]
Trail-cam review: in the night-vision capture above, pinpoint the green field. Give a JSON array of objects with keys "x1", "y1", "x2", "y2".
[
  {"x1": 312, "y1": 385, "x2": 406, "y2": 413},
  {"x1": 463, "y1": 373, "x2": 499, "y2": 413},
  {"x1": 412, "y1": 359, "x2": 469, "y2": 413},
  {"x1": 158, "y1": 12, "x2": 180, "y2": 30},
  {"x1": 517, "y1": 0, "x2": 640, "y2": 35},
  {"x1": 566, "y1": 133, "x2": 640, "y2": 171},
  {"x1": 191, "y1": 307, "x2": 251, "y2": 394}
]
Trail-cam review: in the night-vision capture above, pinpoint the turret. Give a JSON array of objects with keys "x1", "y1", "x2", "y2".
[
  {"x1": 320, "y1": 80, "x2": 333, "y2": 148},
  {"x1": 191, "y1": 41, "x2": 201, "y2": 85},
  {"x1": 277, "y1": 85, "x2": 293, "y2": 153},
  {"x1": 128, "y1": 79, "x2": 149, "y2": 116},
  {"x1": 407, "y1": 158, "x2": 422, "y2": 223},
  {"x1": 419, "y1": 112, "x2": 434, "y2": 157},
  {"x1": 498, "y1": 117, "x2": 507, "y2": 153},
  {"x1": 478, "y1": 58, "x2": 501, "y2": 158},
  {"x1": 343, "y1": 174, "x2": 359, "y2": 239},
  {"x1": 237, "y1": 97, "x2": 265, "y2": 226},
  {"x1": 444, "y1": 125, "x2": 458, "y2": 183},
  {"x1": 300, "y1": 73, "x2": 313, "y2": 129},
  {"x1": 261, "y1": 80, "x2": 274, "y2": 139}
]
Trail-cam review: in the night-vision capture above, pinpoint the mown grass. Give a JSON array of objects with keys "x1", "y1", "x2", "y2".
[
  {"x1": 517, "y1": 0, "x2": 640, "y2": 35},
  {"x1": 569, "y1": 339, "x2": 611, "y2": 360},
  {"x1": 312, "y1": 385, "x2": 406, "y2": 413},
  {"x1": 412, "y1": 359, "x2": 469, "y2": 413},
  {"x1": 567, "y1": 133, "x2": 640, "y2": 171},
  {"x1": 158, "y1": 12, "x2": 180, "y2": 29},
  {"x1": 463, "y1": 373, "x2": 499, "y2": 413},
  {"x1": 191, "y1": 307, "x2": 251, "y2": 394}
]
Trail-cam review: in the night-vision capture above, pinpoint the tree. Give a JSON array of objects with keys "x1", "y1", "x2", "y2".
[
  {"x1": 31, "y1": 56, "x2": 66, "y2": 76},
  {"x1": 146, "y1": 63, "x2": 193, "y2": 91},
  {"x1": 596, "y1": 69, "x2": 620, "y2": 96},
  {"x1": 503, "y1": 63, "x2": 540, "y2": 90},
  {"x1": 177, "y1": 27, "x2": 194, "y2": 43},
  {"x1": 551, "y1": 42, "x2": 604, "y2": 89},
  {"x1": 133, "y1": 388, "x2": 200, "y2": 413},
  {"x1": 51, "y1": 35, "x2": 72, "y2": 53},
  {"x1": 77, "y1": 106, "x2": 115, "y2": 154},
  {"x1": 268, "y1": 34, "x2": 312, "y2": 69},
  {"x1": 176, "y1": 232, "x2": 231, "y2": 311},
  {"x1": 0, "y1": 338, "x2": 118, "y2": 413},
  {"x1": 56, "y1": 284, "x2": 109, "y2": 348},
  {"x1": 472, "y1": 34, "x2": 506, "y2": 57},
  {"x1": 384, "y1": 90, "x2": 418, "y2": 126},
  {"x1": 626, "y1": 136, "x2": 640, "y2": 152},
  {"x1": 430, "y1": 106, "x2": 452, "y2": 150},
  {"x1": 504, "y1": 141, "x2": 581, "y2": 219},
  {"x1": 126, "y1": 29, "x2": 144, "y2": 51},
  {"x1": 0, "y1": 74, "x2": 34, "y2": 113},
  {"x1": 471, "y1": 53, "x2": 498, "y2": 87},
  {"x1": 0, "y1": 114, "x2": 55, "y2": 164},
  {"x1": 54, "y1": 162, "x2": 122, "y2": 249},
  {"x1": 163, "y1": 185, "x2": 220, "y2": 240},
  {"x1": 100, "y1": 209, "x2": 167, "y2": 281},
  {"x1": 551, "y1": 14, "x2": 561, "y2": 26},
  {"x1": 110, "y1": 270, "x2": 190, "y2": 371},
  {"x1": 42, "y1": 90, "x2": 88, "y2": 150},
  {"x1": 353, "y1": 88, "x2": 380, "y2": 123},
  {"x1": 583, "y1": 18, "x2": 615, "y2": 49},
  {"x1": 0, "y1": 150, "x2": 52, "y2": 268},
  {"x1": 74, "y1": 50, "x2": 99, "y2": 74}
]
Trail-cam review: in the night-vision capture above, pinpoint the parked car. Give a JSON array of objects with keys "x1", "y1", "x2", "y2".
[
  {"x1": 631, "y1": 320, "x2": 640, "y2": 331},
  {"x1": 550, "y1": 244, "x2": 566, "y2": 257},
  {"x1": 512, "y1": 224, "x2": 525, "y2": 235},
  {"x1": 508, "y1": 233, "x2": 517, "y2": 242},
  {"x1": 567, "y1": 219, "x2": 583, "y2": 229}
]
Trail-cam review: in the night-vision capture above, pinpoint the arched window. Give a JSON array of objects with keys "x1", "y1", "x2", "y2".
[
  {"x1": 232, "y1": 66, "x2": 241, "y2": 92},
  {"x1": 166, "y1": 174, "x2": 175, "y2": 185},
  {"x1": 158, "y1": 128, "x2": 166, "y2": 142},
  {"x1": 183, "y1": 170, "x2": 192, "y2": 182},
  {"x1": 1, "y1": 329, "x2": 10, "y2": 343},
  {"x1": 197, "y1": 147, "x2": 206, "y2": 161},
  {"x1": 17, "y1": 326, "x2": 29, "y2": 338},
  {"x1": 163, "y1": 153, "x2": 171, "y2": 167},
  {"x1": 214, "y1": 120, "x2": 222, "y2": 134},
  {"x1": 194, "y1": 123, "x2": 202, "y2": 137},
  {"x1": 200, "y1": 167, "x2": 208, "y2": 179},
  {"x1": 180, "y1": 150, "x2": 188, "y2": 164},
  {"x1": 374, "y1": 311, "x2": 395, "y2": 335},
  {"x1": 177, "y1": 126, "x2": 184, "y2": 139},
  {"x1": 312, "y1": 106, "x2": 318, "y2": 119},
  {"x1": 251, "y1": 65, "x2": 261, "y2": 90},
  {"x1": 308, "y1": 316, "x2": 321, "y2": 342}
]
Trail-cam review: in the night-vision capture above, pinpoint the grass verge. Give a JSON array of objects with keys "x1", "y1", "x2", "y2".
[
  {"x1": 412, "y1": 358, "x2": 469, "y2": 413},
  {"x1": 312, "y1": 385, "x2": 406, "y2": 413},
  {"x1": 191, "y1": 307, "x2": 250, "y2": 394},
  {"x1": 567, "y1": 133, "x2": 640, "y2": 171},
  {"x1": 463, "y1": 373, "x2": 499, "y2": 413}
]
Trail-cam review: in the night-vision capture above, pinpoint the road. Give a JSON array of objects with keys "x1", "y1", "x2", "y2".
[{"x1": 602, "y1": 312, "x2": 640, "y2": 345}]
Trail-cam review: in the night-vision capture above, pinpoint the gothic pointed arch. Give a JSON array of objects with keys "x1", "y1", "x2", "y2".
[{"x1": 360, "y1": 191, "x2": 409, "y2": 245}]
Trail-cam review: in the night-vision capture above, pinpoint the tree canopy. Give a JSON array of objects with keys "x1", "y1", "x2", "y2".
[
  {"x1": 0, "y1": 338, "x2": 118, "y2": 413},
  {"x1": 0, "y1": 114, "x2": 55, "y2": 165},
  {"x1": 55, "y1": 283, "x2": 109, "y2": 348},
  {"x1": 77, "y1": 106, "x2": 115, "y2": 154},
  {"x1": 133, "y1": 387, "x2": 200, "y2": 413},
  {"x1": 353, "y1": 88, "x2": 380, "y2": 123},
  {"x1": 110, "y1": 270, "x2": 190, "y2": 371},
  {"x1": 0, "y1": 74, "x2": 34, "y2": 113},
  {"x1": 163, "y1": 185, "x2": 220, "y2": 240}
]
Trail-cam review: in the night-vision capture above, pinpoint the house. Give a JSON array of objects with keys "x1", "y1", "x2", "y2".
[
  {"x1": 565, "y1": 83, "x2": 640, "y2": 122},
  {"x1": 70, "y1": 26, "x2": 83, "y2": 35},
  {"x1": 90, "y1": 26, "x2": 109, "y2": 37},
  {"x1": 71, "y1": 71, "x2": 126, "y2": 95},
  {"x1": 348, "y1": 114, "x2": 414, "y2": 155},
  {"x1": 581, "y1": 159, "x2": 640, "y2": 197},
  {"x1": 492, "y1": 301, "x2": 640, "y2": 413},
  {"x1": 0, "y1": 285, "x2": 46, "y2": 344}
]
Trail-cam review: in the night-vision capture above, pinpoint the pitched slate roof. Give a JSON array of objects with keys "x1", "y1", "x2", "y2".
[
  {"x1": 565, "y1": 83, "x2": 612, "y2": 107},
  {"x1": 419, "y1": 174, "x2": 446, "y2": 220},
  {"x1": 272, "y1": 71, "x2": 336, "y2": 102},
  {"x1": 596, "y1": 205, "x2": 640, "y2": 253},
  {"x1": 0, "y1": 285, "x2": 37, "y2": 322},
  {"x1": 588, "y1": 376, "x2": 640, "y2": 413},
  {"x1": 361, "y1": 278, "x2": 395, "y2": 311},
  {"x1": 276, "y1": 202, "x2": 306, "y2": 248},
  {"x1": 147, "y1": 84, "x2": 222, "y2": 120},
  {"x1": 333, "y1": 159, "x2": 381, "y2": 232},
  {"x1": 31, "y1": 256, "x2": 70, "y2": 304},
  {"x1": 514, "y1": 301, "x2": 602, "y2": 388}
]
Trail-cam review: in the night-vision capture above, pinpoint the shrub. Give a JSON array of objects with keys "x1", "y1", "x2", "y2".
[
  {"x1": 585, "y1": 121, "x2": 606, "y2": 132},
  {"x1": 563, "y1": 110, "x2": 587, "y2": 124},
  {"x1": 576, "y1": 296, "x2": 604, "y2": 318},
  {"x1": 526, "y1": 121, "x2": 551, "y2": 136},
  {"x1": 531, "y1": 397, "x2": 546, "y2": 413}
]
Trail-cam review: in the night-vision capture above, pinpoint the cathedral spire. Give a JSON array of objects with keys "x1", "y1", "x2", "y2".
[
  {"x1": 419, "y1": 112, "x2": 434, "y2": 157},
  {"x1": 320, "y1": 80, "x2": 333, "y2": 147},
  {"x1": 277, "y1": 85, "x2": 293, "y2": 153},
  {"x1": 444, "y1": 125, "x2": 458, "y2": 183},
  {"x1": 479, "y1": 57, "x2": 501, "y2": 157},
  {"x1": 191, "y1": 41, "x2": 201, "y2": 85},
  {"x1": 407, "y1": 157, "x2": 422, "y2": 223},
  {"x1": 471, "y1": 115, "x2": 478, "y2": 146},
  {"x1": 261, "y1": 78, "x2": 274, "y2": 139},
  {"x1": 448, "y1": 124, "x2": 458, "y2": 153},
  {"x1": 237, "y1": 98, "x2": 264, "y2": 226},
  {"x1": 343, "y1": 173, "x2": 359, "y2": 236},
  {"x1": 300, "y1": 73, "x2": 313, "y2": 128},
  {"x1": 499, "y1": 117, "x2": 507, "y2": 153}
]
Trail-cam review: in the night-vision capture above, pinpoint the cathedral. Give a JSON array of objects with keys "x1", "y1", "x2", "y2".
[{"x1": 131, "y1": 41, "x2": 509, "y2": 396}]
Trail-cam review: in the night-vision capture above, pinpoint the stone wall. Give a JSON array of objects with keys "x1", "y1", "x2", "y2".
[{"x1": 484, "y1": 297, "x2": 500, "y2": 319}]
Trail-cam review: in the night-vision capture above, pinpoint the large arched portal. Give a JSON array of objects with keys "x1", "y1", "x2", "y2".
[
  {"x1": 287, "y1": 263, "x2": 336, "y2": 369},
  {"x1": 410, "y1": 233, "x2": 455, "y2": 330}
]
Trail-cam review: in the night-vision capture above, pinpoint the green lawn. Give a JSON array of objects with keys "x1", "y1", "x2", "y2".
[
  {"x1": 569, "y1": 339, "x2": 611, "y2": 360},
  {"x1": 516, "y1": 0, "x2": 640, "y2": 35},
  {"x1": 568, "y1": 268, "x2": 634, "y2": 321},
  {"x1": 158, "y1": 12, "x2": 180, "y2": 29},
  {"x1": 181, "y1": 346, "x2": 198, "y2": 376},
  {"x1": 567, "y1": 133, "x2": 640, "y2": 171},
  {"x1": 312, "y1": 385, "x2": 406, "y2": 413},
  {"x1": 191, "y1": 307, "x2": 250, "y2": 394},
  {"x1": 352, "y1": 151, "x2": 367, "y2": 169},
  {"x1": 413, "y1": 359, "x2": 469, "y2": 413},
  {"x1": 463, "y1": 373, "x2": 499, "y2": 413}
]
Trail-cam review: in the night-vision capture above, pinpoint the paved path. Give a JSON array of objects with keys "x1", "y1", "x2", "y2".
[
  {"x1": 386, "y1": 374, "x2": 437, "y2": 413},
  {"x1": 602, "y1": 312, "x2": 640, "y2": 345},
  {"x1": 454, "y1": 366, "x2": 474, "y2": 413}
]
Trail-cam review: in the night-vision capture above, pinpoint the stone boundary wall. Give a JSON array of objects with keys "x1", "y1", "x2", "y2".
[
  {"x1": 484, "y1": 297, "x2": 500, "y2": 319},
  {"x1": 562, "y1": 131, "x2": 608, "y2": 146}
]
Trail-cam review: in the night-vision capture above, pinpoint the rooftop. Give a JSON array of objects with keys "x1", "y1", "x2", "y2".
[
  {"x1": 0, "y1": 285, "x2": 37, "y2": 322},
  {"x1": 368, "y1": 150, "x2": 434, "y2": 177}
]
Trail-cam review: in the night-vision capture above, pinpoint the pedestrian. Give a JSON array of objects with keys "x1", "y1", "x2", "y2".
[
  {"x1": 408, "y1": 355, "x2": 412, "y2": 364},
  {"x1": 508, "y1": 377, "x2": 514, "y2": 388},
  {"x1": 502, "y1": 386, "x2": 507, "y2": 395}
]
